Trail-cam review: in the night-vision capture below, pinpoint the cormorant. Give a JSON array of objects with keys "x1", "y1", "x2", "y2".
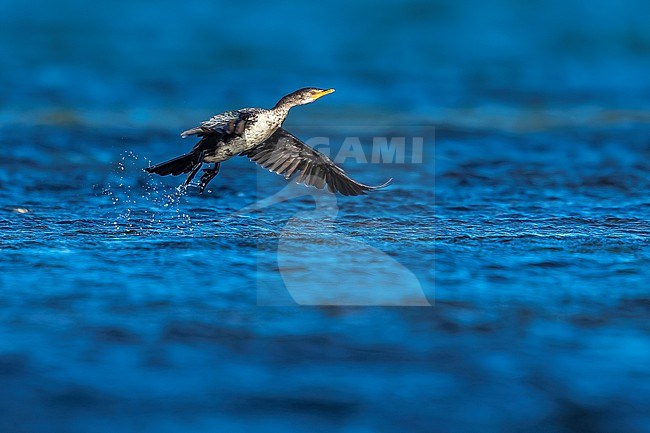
[{"x1": 145, "y1": 88, "x2": 391, "y2": 196}]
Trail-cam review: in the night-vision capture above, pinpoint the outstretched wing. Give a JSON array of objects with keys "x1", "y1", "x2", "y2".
[
  {"x1": 181, "y1": 108, "x2": 259, "y2": 138},
  {"x1": 242, "y1": 128, "x2": 392, "y2": 196}
]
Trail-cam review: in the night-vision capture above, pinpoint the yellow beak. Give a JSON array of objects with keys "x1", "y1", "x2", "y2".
[{"x1": 313, "y1": 88, "x2": 335, "y2": 99}]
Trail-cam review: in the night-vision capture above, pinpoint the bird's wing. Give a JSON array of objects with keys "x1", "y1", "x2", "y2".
[
  {"x1": 241, "y1": 128, "x2": 392, "y2": 196},
  {"x1": 181, "y1": 109, "x2": 258, "y2": 138}
]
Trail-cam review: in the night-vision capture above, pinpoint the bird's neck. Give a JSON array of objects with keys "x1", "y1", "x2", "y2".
[{"x1": 270, "y1": 100, "x2": 293, "y2": 119}]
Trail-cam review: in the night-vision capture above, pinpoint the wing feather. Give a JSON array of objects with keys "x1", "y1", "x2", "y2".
[
  {"x1": 181, "y1": 109, "x2": 259, "y2": 138},
  {"x1": 284, "y1": 159, "x2": 303, "y2": 178},
  {"x1": 241, "y1": 128, "x2": 391, "y2": 196}
]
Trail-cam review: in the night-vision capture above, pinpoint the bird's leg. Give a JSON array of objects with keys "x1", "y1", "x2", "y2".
[
  {"x1": 199, "y1": 163, "x2": 220, "y2": 193},
  {"x1": 182, "y1": 151, "x2": 204, "y2": 187}
]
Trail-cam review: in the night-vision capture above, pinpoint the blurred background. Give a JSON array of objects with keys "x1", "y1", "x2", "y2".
[
  {"x1": 2, "y1": 0, "x2": 648, "y2": 125},
  {"x1": 1, "y1": 0, "x2": 650, "y2": 432}
]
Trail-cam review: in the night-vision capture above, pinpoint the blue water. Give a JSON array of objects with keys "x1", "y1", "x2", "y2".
[{"x1": 1, "y1": 0, "x2": 650, "y2": 432}]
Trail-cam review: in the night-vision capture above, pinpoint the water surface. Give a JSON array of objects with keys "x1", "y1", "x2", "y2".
[{"x1": 1, "y1": 1, "x2": 650, "y2": 432}]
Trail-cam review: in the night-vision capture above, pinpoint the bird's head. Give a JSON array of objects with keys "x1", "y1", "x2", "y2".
[{"x1": 275, "y1": 87, "x2": 335, "y2": 109}]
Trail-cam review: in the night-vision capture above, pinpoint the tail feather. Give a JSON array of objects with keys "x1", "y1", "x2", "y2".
[{"x1": 145, "y1": 153, "x2": 198, "y2": 176}]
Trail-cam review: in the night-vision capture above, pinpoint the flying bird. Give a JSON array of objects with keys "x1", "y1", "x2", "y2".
[{"x1": 145, "y1": 88, "x2": 391, "y2": 196}]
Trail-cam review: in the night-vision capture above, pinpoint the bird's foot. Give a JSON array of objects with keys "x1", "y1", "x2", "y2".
[{"x1": 198, "y1": 164, "x2": 220, "y2": 193}]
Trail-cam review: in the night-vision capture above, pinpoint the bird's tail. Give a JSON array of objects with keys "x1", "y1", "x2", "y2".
[{"x1": 145, "y1": 153, "x2": 199, "y2": 176}]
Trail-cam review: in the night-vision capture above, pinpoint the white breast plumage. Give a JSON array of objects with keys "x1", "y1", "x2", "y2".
[{"x1": 244, "y1": 110, "x2": 281, "y2": 145}]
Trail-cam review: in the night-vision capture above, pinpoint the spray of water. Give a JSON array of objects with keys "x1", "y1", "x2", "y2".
[{"x1": 101, "y1": 151, "x2": 196, "y2": 234}]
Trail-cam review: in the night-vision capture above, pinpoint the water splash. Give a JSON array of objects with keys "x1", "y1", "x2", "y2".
[{"x1": 101, "y1": 151, "x2": 196, "y2": 234}]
